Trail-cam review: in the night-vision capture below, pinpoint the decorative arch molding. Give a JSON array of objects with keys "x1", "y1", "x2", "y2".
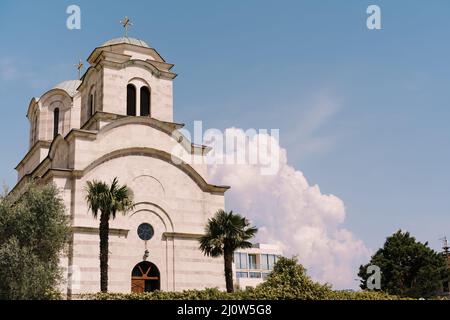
[
  {"x1": 39, "y1": 88, "x2": 73, "y2": 106},
  {"x1": 115, "y1": 60, "x2": 176, "y2": 80},
  {"x1": 128, "y1": 76, "x2": 151, "y2": 88},
  {"x1": 27, "y1": 90, "x2": 73, "y2": 118},
  {"x1": 130, "y1": 202, "x2": 174, "y2": 233},
  {"x1": 97, "y1": 116, "x2": 193, "y2": 154},
  {"x1": 49, "y1": 100, "x2": 70, "y2": 112},
  {"x1": 123, "y1": 60, "x2": 163, "y2": 78},
  {"x1": 132, "y1": 174, "x2": 166, "y2": 195},
  {"x1": 99, "y1": 115, "x2": 183, "y2": 136},
  {"x1": 81, "y1": 147, "x2": 229, "y2": 194},
  {"x1": 26, "y1": 97, "x2": 40, "y2": 119}
]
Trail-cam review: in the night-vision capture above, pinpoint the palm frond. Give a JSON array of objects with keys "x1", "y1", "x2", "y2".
[
  {"x1": 85, "y1": 177, "x2": 134, "y2": 220},
  {"x1": 199, "y1": 209, "x2": 258, "y2": 257}
]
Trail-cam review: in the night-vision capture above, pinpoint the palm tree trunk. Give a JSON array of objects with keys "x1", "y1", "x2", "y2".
[
  {"x1": 224, "y1": 248, "x2": 234, "y2": 293},
  {"x1": 99, "y1": 211, "x2": 109, "y2": 292}
]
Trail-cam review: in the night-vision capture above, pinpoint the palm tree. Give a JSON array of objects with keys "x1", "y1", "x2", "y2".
[
  {"x1": 199, "y1": 209, "x2": 258, "y2": 293},
  {"x1": 85, "y1": 177, "x2": 134, "y2": 292}
]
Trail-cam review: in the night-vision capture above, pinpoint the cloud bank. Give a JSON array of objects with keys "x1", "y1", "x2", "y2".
[{"x1": 208, "y1": 128, "x2": 370, "y2": 289}]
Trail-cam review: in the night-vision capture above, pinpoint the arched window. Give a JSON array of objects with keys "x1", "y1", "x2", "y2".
[
  {"x1": 89, "y1": 93, "x2": 95, "y2": 117},
  {"x1": 53, "y1": 108, "x2": 59, "y2": 138},
  {"x1": 127, "y1": 84, "x2": 136, "y2": 116},
  {"x1": 33, "y1": 113, "x2": 38, "y2": 143},
  {"x1": 140, "y1": 86, "x2": 150, "y2": 117},
  {"x1": 30, "y1": 115, "x2": 35, "y2": 145}
]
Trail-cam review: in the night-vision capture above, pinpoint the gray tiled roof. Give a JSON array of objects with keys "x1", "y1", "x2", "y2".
[
  {"x1": 101, "y1": 37, "x2": 149, "y2": 48},
  {"x1": 52, "y1": 80, "x2": 82, "y2": 97}
]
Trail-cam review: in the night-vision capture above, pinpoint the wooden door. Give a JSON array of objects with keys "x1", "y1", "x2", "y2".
[{"x1": 131, "y1": 279, "x2": 145, "y2": 293}]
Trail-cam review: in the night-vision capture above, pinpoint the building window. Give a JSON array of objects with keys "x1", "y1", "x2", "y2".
[
  {"x1": 34, "y1": 114, "x2": 38, "y2": 142},
  {"x1": 89, "y1": 93, "x2": 95, "y2": 116},
  {"x1": 249, "y1": 254, "x2": 257, "y2": 270},
  {"x1": 53, "y1": 108, "x2": 59, "y2": 138},
  {"x1": 234, "y1": 252, "x2": 248, "y2": 269},
  {"x1": 262, "y1": 272, "x2": 270, "y2": 280},
  {"x1": 236, "y1": 272, "x2": 248, "y2": 279},
  {"x1": 127, "y1": 84, "x2": 136, "y2": 116},
  {"x1": 249, "y1": 272, "x2": 261, "y2": 279},
  {"x1": 140, "y1": 86, "x2": 150, "y2": 116},
  {"x1": 31, "y1": 112, "x2": 38, "y2": 145},
  {"x1": 268, "y1": 254, "x2": 277, "y2": 270},
  {"x1": 261, "y1": 254, "x2": 269, "y2": 270},
  {"x1": 137, "y1": 223, "x2": 154, "y2": 241}
]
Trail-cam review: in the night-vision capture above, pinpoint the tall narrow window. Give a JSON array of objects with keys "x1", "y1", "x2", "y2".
[
  {"x1": 140, "y1": 86, "x2": 150, "y2": 116},
  {"x1": 53, "y1": 108, "x2": 60, "y2": 138},
  {"x1": 261, "y1": 254, "x2": 269, "y2": 270},
  {"x1": 33, "y1": 114, "x2": 38, "y2": 143},
  {"x1": 30, "y1": 116, "x2": 35, "y2": 146},
  {"x1": 127, "y1": 84, "x2": 136, "y2": 116},
  {"x1": 89, "y1": 93, "x2": 95, "y2": 116},
  {"x1": 248, "y1": 254, "x2": 257, "y2": 270}
]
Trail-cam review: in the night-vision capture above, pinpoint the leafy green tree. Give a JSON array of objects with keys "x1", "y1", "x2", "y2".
[
  {"x1": 85, "y1": 177, "x2": 134, "y2": 293},
  {"x1": 252, "y1": 256, "x2": 332, "y2": 299},
  {"x1": 358, "y1": 230, "x2": 449, "y2": 298},
  {"x1": 199, "y1": 210, "x2": 257, "y2": 293},
  {"x1": 0, "y1": 182, "x2": 70, "y2": 299}
]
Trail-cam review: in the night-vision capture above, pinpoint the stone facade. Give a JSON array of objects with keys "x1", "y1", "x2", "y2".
[{"x1": 13, "y1": 37, "x2": 229, "y2": 295}]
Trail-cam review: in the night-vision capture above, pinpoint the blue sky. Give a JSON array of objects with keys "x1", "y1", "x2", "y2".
[{"x1": 0, "y1": 0, "x2": 449, "y2": 255}]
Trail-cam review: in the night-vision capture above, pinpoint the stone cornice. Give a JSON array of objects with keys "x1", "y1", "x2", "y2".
[
  {"x1": 99, "y1": 59, "x2": 177, "y2": 80},
  {"x1": 163, "y1": 232, "x2": 203, "y2": 239},
  {"x1": 80, "y1": 111, "x2": 185, "y2": 132},
  {"x1": 191, "y1": 144, "x2": 213, "y2": 155},
  {"x1": 38, "y1": 146, "x2": 230, "y2": 195},
  {"x1": 80, "y1": 111, "x2": 126, "y2": 131},
  {"x1": 84, "y1": 46, "x2": 176, "y2": 81},
  {"x1": 15, "y1": 140, "x2": 52, "y2": 170},
  {"x1": 87, "y1": 43, "x2": 166, "y2": 65},
  {"x1": 72, "y1": 226, "x2": 129, "y2": 237},
  {"x1": 65, "y1": 129, "x2": 97, "y2": 143}
]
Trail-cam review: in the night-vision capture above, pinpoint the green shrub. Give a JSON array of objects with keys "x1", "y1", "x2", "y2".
[
  {"x1": 84, "y1": 257, "x2": 406, "y2": 300},
  {"x1": 329, "y1": 290, "x2": 407, "y2": 300}
]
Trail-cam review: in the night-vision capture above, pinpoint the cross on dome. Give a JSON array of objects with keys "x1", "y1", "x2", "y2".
[{"x1": 120, "y1": 16, "x2": 133, "y2": 37}]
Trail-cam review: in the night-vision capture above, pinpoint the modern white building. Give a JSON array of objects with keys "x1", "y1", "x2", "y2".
[
  {"x1": 12, "y1": 36, "x2": 231, "y2": 295},
  {"x1": 233, "y1": 243, "x2": 282, "y2": 290}
]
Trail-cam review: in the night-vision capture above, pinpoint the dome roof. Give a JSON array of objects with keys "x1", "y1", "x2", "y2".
[
  {"x1": 101, "y1": 37, "x2": 149, "y2": 48},
  {"x1": 52, "y1": 80, "x2": 82, "y2": 97}
]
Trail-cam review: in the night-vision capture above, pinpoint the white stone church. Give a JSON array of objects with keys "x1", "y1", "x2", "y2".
[{"x1": 12, "y1": 36, "x2": 231, "y2": 295}]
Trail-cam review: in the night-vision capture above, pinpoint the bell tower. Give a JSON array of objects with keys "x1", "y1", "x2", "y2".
[{"x1": 78, "y1": 36, "x2": 177, "y2": 128}]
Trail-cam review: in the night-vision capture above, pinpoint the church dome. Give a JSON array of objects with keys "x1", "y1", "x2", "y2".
[
  {"x1": 101, "y1": 37, "x2": 150, "y2": 48},
  {"x1": 52, "y1": 80, "x2": 82, "y2": 97}
]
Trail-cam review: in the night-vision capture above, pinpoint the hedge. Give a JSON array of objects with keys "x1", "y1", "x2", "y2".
[
  {"x1": 84, "y1": 288, "x2": 405, "y2": 300},
  {"x1": 83, "y1": 257, "x2": 407, "y2": 300}
]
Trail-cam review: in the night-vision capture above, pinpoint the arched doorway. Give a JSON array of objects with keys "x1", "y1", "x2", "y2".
[{"x1": 131, "y1": 261, "x2": 160, "y2": 293}]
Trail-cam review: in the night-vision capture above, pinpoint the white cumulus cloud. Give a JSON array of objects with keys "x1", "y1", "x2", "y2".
[{"x1": 208, "y1": 128, "x2": 370, "y2": 289}]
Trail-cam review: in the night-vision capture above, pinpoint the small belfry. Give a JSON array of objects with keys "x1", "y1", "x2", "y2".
[{"x1": 120, "y1": 16, "x2": 133, "y2": 37}]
